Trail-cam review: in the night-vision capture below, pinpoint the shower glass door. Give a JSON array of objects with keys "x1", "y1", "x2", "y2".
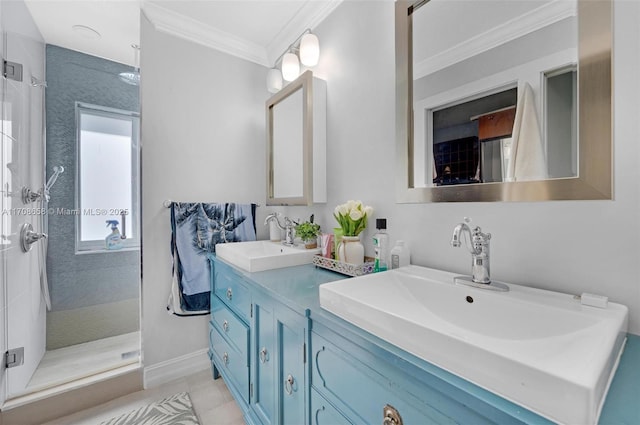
[{"x1": 1, "y1": 4, "x2": 48, "y2": 401}]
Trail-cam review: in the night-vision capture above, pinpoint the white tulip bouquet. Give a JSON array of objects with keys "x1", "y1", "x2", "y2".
[{"x1": 333, "y1": 200, "x2": 374, "y2": 237}]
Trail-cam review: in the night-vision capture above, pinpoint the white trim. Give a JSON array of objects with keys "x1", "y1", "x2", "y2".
[
  {"x1": 143, "y1": 349, "x2": 210, "y2": 389},
  {"x1": 142, "y1": 2, "x2": 269, "y2": 67},
  {"x1": 266, "y1": 0, "x2": 343, "y2": 67},
  {"x1": 75, "y1": 103, "x2": 141, "y2": 253},
  {"x1": 141, "y1": 1, "x2": 342, "y2": 68},
  {"x1": 414, "y1": 0, "x2": 576, "y2": 79}
]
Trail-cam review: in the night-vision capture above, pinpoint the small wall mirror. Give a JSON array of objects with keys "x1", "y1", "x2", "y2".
[
  {"x1": 396, "y1": 0, "x2": 612, "y2": 202},
  {"x1": 266, "y1": 70, "x2": 326, "y2": 206}
]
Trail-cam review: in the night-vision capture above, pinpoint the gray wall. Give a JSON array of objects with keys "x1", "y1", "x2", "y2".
[
  {"x1": 138, "y1": 0, "x2": 640, "y2": 382},
  {"x1": 140, "y1": 14, "x2": 267, "y2": 376},
  {"x1": 305, "y1": 0, "x2": 640, "y2": 335},
  {"x1": 45, "y1": 45, "x2": 140, "y2": 349}
]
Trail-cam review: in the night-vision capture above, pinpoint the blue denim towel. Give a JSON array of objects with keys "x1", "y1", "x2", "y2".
[{"x1": 171, "y1": 202, "x2": 256, "y2": 312}]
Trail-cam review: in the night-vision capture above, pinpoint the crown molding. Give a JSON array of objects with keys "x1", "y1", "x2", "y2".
[
  {"x1": 414, "y1": 0, "x2": 576, "y2": 79},
  {"x1": 266, "y1": 0, "x2": 343, "y2": 67},
  {"x1": 142, "y1": 1, "x2": 269, "y2": 67}
]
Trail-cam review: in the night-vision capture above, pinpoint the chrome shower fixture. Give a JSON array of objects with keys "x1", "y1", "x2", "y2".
[
  {"x1": 20, "y1": 223, "x2": 47, "y2": 253},
  {"x1": 119, "y1": 44, "x2": 140, "y2": 86},
  {"x1": 30, "y1": 76, "x2": 47, "y2": 87},
  {"x1": 21, "y1": 165, "x2": 65, "y2": 204},
  {"x1": 45, "y1": 165, "x2": 64, "y2": 194}
]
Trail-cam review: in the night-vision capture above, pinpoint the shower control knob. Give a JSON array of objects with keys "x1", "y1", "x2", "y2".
[
  {"x1": 21, "y1": 187, "x2": 42, "y2": 204},
  {"x1": 20, "y1": 223, "x2": 47, "y2": 253}
]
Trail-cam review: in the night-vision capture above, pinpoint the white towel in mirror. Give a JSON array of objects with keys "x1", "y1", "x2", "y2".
[{"x1": 506, "y1": 81, "x2": 547, "y2": 182}]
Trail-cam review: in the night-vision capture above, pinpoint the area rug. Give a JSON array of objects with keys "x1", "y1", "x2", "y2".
[{"x1": 100, "y1": 392, "x2": 200, "y2": 425}]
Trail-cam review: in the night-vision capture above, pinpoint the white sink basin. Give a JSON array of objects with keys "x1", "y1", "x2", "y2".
[
  {"x1": 216, "y1": 240, "x2": 320, "y2": 272},
  {"x1": 319, "y1": 265, "x2": 628, "y2": 425}
]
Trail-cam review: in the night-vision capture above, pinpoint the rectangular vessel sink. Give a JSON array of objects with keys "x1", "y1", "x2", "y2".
[
  {"x1": 319, "y1": 265, "x2": 628, "y2": 425},
  {"x1": 216, "y1": 240, "x2": 320, "y2": 272}
]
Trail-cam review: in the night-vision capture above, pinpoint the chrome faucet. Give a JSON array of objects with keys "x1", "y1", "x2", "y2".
[
  {"x1": 451, "y1": 219, "x2": 508, "y2": 292},
  {"x1": 264, "y1": 213, "x2": 296, "y2": 246}
]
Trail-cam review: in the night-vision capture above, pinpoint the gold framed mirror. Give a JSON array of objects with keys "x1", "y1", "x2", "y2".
[{"x1": 395, "y1": 0, "x2": 612, "y2": 202}]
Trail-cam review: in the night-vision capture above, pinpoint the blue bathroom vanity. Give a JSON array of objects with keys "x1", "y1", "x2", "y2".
[{"x1": 207, "y1": 255, "x2": 640, "y2": 425}]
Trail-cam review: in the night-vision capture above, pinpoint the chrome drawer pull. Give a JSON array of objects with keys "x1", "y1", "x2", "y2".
[
  {"x1": 223, "y1": 320, "x2": 229, "y2": 332},
  {"x1": 223, "y1": 352, "x2": 229, "y2": 365},
  {"x1": 284, "y1": 374, "x2": 294, "y2": 395},
  {"x1": 259, "y1": 347, "x2": 268, "y2": 364},
  {"x1": 226, "y1": 288, "x2": 233, "y2": 301}
]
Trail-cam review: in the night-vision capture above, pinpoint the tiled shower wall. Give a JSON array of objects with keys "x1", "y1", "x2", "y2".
[{"x1": 45, "y1": 45, "x2": 140, "y2": 349}]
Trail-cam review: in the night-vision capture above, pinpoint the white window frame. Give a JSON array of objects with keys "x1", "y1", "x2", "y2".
[{"x1": 75, "y1": 102, "x2": 140, "y2": 253}]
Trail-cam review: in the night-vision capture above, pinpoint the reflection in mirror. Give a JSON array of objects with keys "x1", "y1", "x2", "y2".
[
  {"x1": 412, "y1": 0, "x2": 576, "y2": 187},
  {"x1": 266, "y1": 70, "x2": 327, "y2": 206},
  {"x1": 396, "y1": 0, "x2": 612, "y2": 202},
  {"x1": 272, "y1": 89, "x2": 304, "y2": 198}
]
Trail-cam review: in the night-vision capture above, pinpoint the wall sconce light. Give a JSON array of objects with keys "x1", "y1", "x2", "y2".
[
  {"x1": 267, "y1": 68, "x2": 283, "y2": 93},
  {"x1": 281, "y1": 50, "x2": 300, "y2": 82},
  {"x1": 300, "y1": 32, "x2": 319, "y2": 66},
  {"x1": 267, "y1": 29, "x2": 320, "y2": 92}
]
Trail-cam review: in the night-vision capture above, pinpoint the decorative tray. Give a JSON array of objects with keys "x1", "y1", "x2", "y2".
[{"x1": 312, "y1": 255, "x2": 375, "y2": 277}]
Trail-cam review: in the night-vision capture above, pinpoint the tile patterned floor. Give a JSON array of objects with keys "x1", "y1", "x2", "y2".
[{"x1": 41, "y1": 370, "x2": 244, "y2": 425}]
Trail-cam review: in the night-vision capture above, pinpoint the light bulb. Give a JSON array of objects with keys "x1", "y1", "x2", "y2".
[
  {"x1": 300, "y1": 33, "x2": 319, "y2": 66},
  {"x1": 282, "y1": 52, "x2": 300, "y2": 82},
  {"x1": 266, "y1": 68, "x2": 283, "y2": 93}
]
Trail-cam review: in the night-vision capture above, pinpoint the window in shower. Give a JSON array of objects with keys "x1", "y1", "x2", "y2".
[{"x1": 75, "y1": 103, "x2": 140, "y2": 252}]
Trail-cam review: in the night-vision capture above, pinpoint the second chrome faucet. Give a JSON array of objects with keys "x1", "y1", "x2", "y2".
[{"x1": 451, "y1": 218, "x2": 509, "y2": 292}]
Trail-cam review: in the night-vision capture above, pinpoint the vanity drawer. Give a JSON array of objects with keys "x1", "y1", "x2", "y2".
[
  {"x1": 213, "y1": 260, "x2": 252, "y2": 322},
  {"x1": 210, "y1": 322, "x2": 249, "y2": 403},
  {"x1": 211, "y1": 297, "x2": 249, "y2": 363},
  {"x1": 311, "y1": 388, "x2": 352, "y2": 425},
  {"x1": 311, "y1": 329, "x2": 501, "y2": 425}
]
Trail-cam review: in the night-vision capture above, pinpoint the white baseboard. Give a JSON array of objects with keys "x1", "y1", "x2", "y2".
[{"x1": 143, "y1": 349, "x2": 210, "y2": 389}]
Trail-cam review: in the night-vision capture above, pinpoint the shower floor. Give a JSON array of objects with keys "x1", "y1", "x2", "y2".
[{"x1": 26, "y1": 332, "x2": 140, "y2": 393}]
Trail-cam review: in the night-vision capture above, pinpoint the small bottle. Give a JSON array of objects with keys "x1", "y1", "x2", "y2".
[
  {"x1": 373, "y1": 218, "x2": 389, "y2": 272},
  {"x1": 390, "y1": 240, "x2": 410, "y2": 269},
  {"x1": 105, "y1": 220, "x2": 123, "y2": 250}
]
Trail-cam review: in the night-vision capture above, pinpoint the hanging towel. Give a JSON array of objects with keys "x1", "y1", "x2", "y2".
[
  {"x1": 507, "y1": 81, "x2": 547, "y2": 182},
  {"x1": 167, "y1": 202, "x2": 257, "y2": 316}
]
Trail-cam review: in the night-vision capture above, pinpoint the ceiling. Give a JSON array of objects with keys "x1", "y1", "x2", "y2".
[{"x1": 24, "y1": 0, "x2": 342, "y2": 67}]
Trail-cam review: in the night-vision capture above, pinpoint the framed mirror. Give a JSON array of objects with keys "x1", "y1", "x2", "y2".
[
  {"x1": 266, "y1": 70, "x2": 326, "y2": 206},
  {"x1": 396, "y1": 0, "x2": 612, "y2": 202}
]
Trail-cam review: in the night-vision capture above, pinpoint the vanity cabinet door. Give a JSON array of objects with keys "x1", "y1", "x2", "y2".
[
  {"x1": 252, "y1": 293, "x2": 308, "y2": 425},
  {"x1": 253, "y1": 300, "x2": 276, "y2": 425},
  {"x1": 278, "y1": 310, "x2": 306, "y2": 425}
]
